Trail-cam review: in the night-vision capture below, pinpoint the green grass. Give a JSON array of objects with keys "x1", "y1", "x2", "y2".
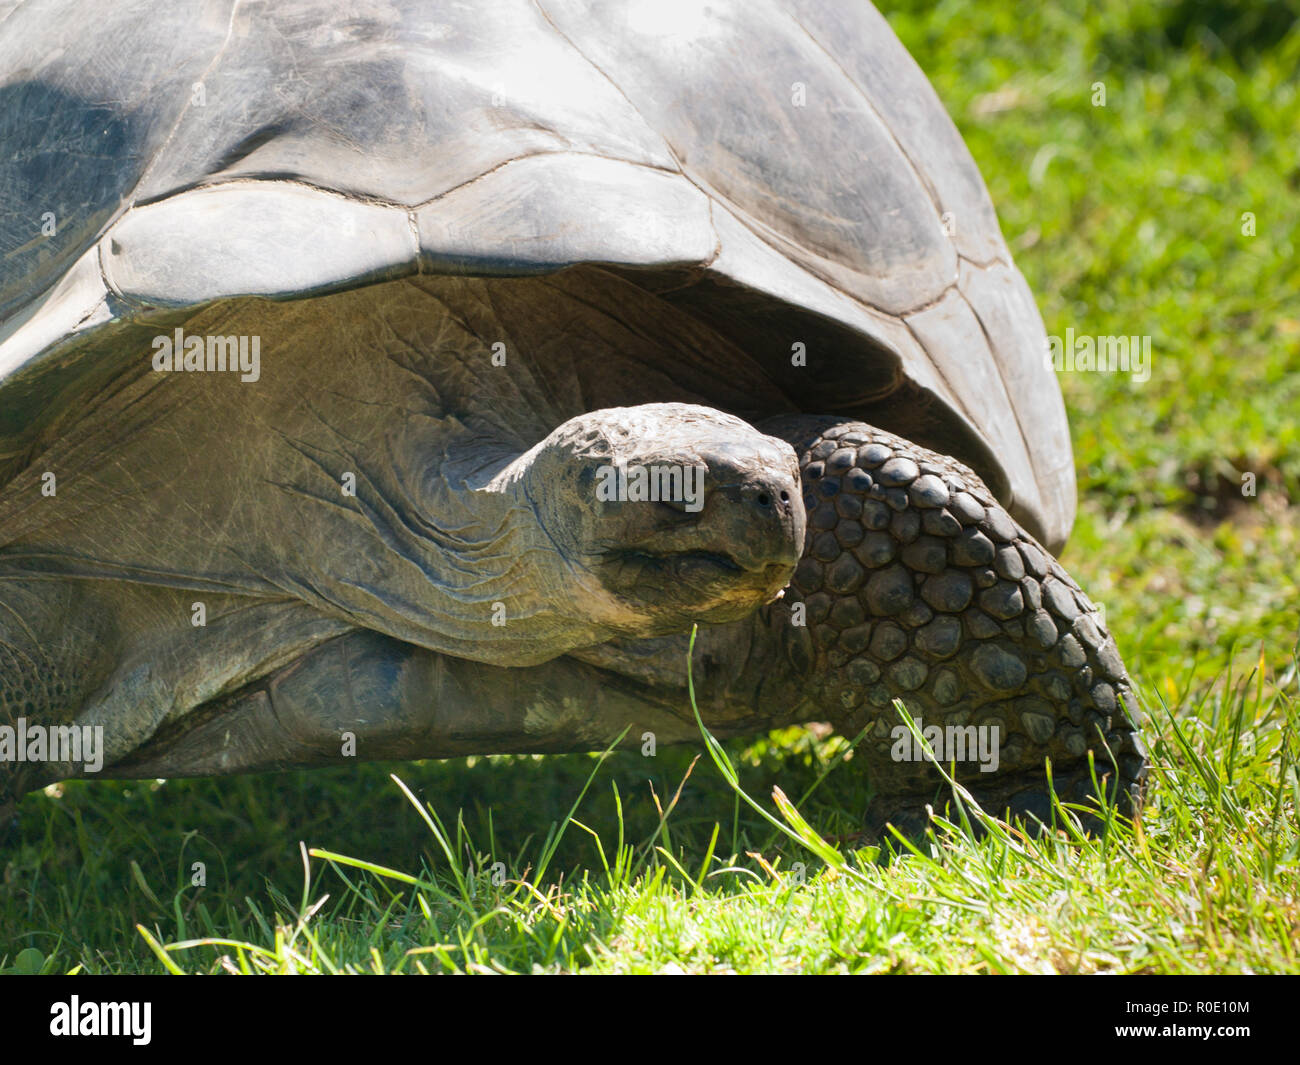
[{"x1": 3, "y1": 0, "x2": 1298, "y2": 974}]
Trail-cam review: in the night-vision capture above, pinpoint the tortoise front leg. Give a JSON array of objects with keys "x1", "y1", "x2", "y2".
[{"x1": 758, "y1": 417, "x2": 1148, "y2": 836}]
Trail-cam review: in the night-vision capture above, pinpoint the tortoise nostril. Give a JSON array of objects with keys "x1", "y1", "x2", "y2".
[
  {"x1": 757, "y1": 492, "x2": 772, "y2": 507},
  {"x1": 780, "y1": 490, "x2": 790, "y2": 503}
]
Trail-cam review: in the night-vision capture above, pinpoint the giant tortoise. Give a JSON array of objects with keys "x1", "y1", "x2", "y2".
[{"x1": 0, "y1": 0, "x2": 1145, "y2": 836}]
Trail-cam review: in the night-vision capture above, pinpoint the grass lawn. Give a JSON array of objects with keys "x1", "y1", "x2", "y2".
[{"x1": 2, "y1": 0, "x2": 1297, "y2": 974}]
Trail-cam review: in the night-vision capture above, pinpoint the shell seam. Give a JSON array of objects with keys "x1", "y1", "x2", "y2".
[
  {"x1": 780, "y1": 6, "x2": 948, "y2": 236},
  {"x1": 114, "y1": 0, "x2": 244, "y2": 236},
  {"x1": 529, "y1": 0, "x2": 724, "y2": 265},
  {"x1": 956, "y1": 280, "x2": 1037, "y2": 513},
  {"x1": 902, "y1": 312, "x2": 977, "y2": 430},
  {"x1": 533, "y1": 0, "x2": 954, "y2": 321},
  {"x1": 782, "y1": 5, "x2": 1015, "y2": 276},
  {"x1": 0, "y1": 0, "x2": 27, "y2": 32}
]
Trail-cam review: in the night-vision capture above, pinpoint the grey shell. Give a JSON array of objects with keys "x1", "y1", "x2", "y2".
[{"x1": 0, "y1": 0, "x2": 1075, "y2": 550}]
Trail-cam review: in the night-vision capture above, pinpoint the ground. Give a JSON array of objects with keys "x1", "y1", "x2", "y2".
[{"x1": 2, "y1": 0, "x2": 1297, "y2": 974}]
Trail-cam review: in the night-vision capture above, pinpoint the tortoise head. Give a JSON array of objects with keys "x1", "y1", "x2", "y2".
[{"x1": 501, "y1": 403, "x2": 805, "y2": 632}]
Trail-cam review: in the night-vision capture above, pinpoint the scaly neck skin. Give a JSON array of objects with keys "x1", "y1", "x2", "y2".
[
  {"x1": 401, "y1": 445, "x2": 630, "y2": 667},
  {"x1": 0, "y1": 373, "x2": 632, "y2": 673}
]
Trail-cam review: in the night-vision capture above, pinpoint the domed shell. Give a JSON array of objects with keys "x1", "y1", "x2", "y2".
[{"x1": 0, "y1": 0, "x2": 1074, "y2": 549}]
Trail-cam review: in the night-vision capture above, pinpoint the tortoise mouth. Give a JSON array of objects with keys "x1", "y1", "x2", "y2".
[
  {"x1": 611, "y1": 547, "x2": 741, "y2": 577},
  {"x1": 611, "y1": 546, "x2": 803, "y2": 580},
  {"x1": 599, "y1": 544, "x2": 794, "y2": 624}
]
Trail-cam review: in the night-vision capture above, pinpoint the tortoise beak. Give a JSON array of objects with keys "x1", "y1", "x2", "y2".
[
  {"x1": 596, "y1": 439, "x2": 805, "y2": 619},
  {"x1": 655, "y1": 445, "x2": 805, "y2": 612},
  {"x1": 697, "y1": 462, "x2": 804, "y2": 578}
]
